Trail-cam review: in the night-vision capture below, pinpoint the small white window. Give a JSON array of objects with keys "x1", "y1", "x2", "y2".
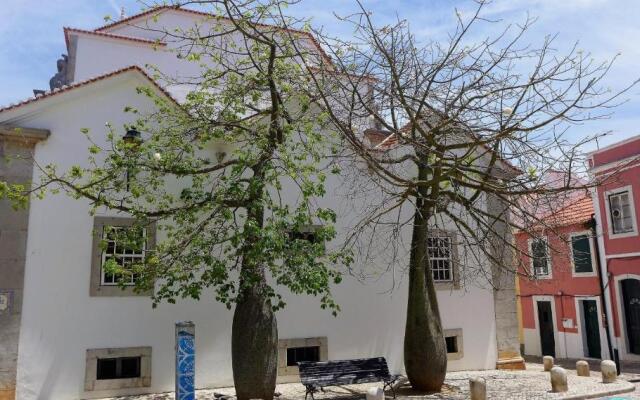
[
  {"x1": 609, "y1": 190, "x2": 634, "y2": 234},
  {"x1": 530, "y1": 238, "x2": 550, "y2": 277},
  {"x1": 427, "y1": 236, "x2": 453, "y2": 282}
]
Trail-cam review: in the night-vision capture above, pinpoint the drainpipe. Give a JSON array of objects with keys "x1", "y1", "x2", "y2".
[{"x1": 588, "y1": 214, "x2": 620, "y2": 374}]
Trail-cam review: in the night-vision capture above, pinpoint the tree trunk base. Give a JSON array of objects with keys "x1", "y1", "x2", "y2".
[{"x1": 232, "y1": 287, "x2": 278, "y2": 400}]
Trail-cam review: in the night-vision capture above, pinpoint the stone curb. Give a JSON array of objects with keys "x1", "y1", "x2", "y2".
[{"x1": 559, "y1": 380, "x2": 635, "y2": 400}]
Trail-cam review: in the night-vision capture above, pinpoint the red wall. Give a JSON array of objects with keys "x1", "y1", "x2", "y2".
[
  {"x1": 517, "y1": 223, "x2": 601, "y2": 333},
  {"x1": 592, "y1": 165, "x2": 640, "y2": 255},
  {"x1": 591, "y1": 137, "x2": 640, "y2": 339}
]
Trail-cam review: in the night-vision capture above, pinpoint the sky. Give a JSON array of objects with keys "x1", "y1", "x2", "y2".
[{"x1": 1, "y1": 0, "x2": 640, "y2": 151}]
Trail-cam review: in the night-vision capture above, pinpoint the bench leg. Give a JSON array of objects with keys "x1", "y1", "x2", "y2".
[
  {"x1": 383, "y1": 380, "x2": 397, "y2": 399},
  {"x1": 305, "y1": 385, "x2": 316, "y2": 400}
]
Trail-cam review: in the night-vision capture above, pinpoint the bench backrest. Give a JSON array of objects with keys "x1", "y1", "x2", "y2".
[{"x1": 297, "y1": 357, "x2": 391, "y2": 387}]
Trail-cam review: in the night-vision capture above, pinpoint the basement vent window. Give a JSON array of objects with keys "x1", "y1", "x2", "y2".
[
  {"x1": 444, "y1": 328, "x2": 464, "y2": 361},
  {"x1": 286, "y1": 346, "x2": 320, "y2": 366},
  {"x1": 84, "y1": 347, "x2": 151, "y2": 392},
  {"x1": 97, "y1": 356, "x2": 141, "y2": 380},
  {"x1": 445, "y1": 336, "x2": 458, "y2": 354},
  {"x1": 278, "y1": 337, "x2": 328, "y2": 377}
]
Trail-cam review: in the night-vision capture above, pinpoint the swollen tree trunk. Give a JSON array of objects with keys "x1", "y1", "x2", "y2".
[
  {"x1": 404, "y1": 163, "x2": 447, "y2": 392},
  {"x1": 232, "y1": 275, "x2": 278, "y2": 400},
  {"x1": 232, "y1": 176, "x2": 278, "y2": 400}
]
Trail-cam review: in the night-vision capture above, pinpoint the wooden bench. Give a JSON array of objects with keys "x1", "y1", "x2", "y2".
[{"x1": 297, "y1": 357, "x2": 400, "y2": 400}]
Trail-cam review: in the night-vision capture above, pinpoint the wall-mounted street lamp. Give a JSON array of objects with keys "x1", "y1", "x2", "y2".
[
  {"x1": 122, "y1": 128, "x2": 142, "y2": 144},
  {"x1": 122, "y1": 128, "x2": 142, "y2": 190}
]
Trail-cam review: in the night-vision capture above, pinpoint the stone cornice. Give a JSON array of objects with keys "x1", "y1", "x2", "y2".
[{"x1": 0, "y1": 126, "x2": 50, "y2": 145}]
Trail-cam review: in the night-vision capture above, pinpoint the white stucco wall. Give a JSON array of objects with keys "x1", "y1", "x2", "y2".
[
  {"x1": 1, "y1": 71, "x2": 499, "y2": 399},
  {"x1": 1, "y1": 10, "x2": 501, "y2": 399}
]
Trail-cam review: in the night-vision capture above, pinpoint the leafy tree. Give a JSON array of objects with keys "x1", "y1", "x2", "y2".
[{"x1": 3, "y1": 2, "x2": 351, "y2": 399}]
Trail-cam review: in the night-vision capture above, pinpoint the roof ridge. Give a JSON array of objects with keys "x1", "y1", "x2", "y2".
[
  {"x1": 93, "y1": 5, "x2": 332, "y2": 63},
  {"x1": 0, "y1": 66, "x2": 179, "y2": 115},
  {"x1": 64, "y1": 27, "x2": 167, "y2": 49}
]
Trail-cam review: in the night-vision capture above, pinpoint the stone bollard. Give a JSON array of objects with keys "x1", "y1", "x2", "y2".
[
  {"x1": 550, "y1": 367, "x2": 569, "y2": 393},
  {"x1": 543, "y1": 355, "x2": 554, "y2": 371},
  {"x1": 601, "y1": 360, "x2": 617, "y2": 383},
  {"x1": 366, "y1": 387, "x2": 385, "y2": 400},
  {"x1": 576, "y1": 360, "x2": 590, "y2": 377},
  {"x1": 469, "y1": 377, "x2": 487, "y2": 400}
]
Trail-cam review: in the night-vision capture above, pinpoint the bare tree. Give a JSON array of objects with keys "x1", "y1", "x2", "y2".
[{"x1": 299, "y1": 0, "x2": 638, "y2": 390}]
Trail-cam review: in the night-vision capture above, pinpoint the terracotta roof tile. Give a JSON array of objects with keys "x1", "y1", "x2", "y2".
[
  {"x1": 64, "y1": 27, "x2": 167, "y2": 49},
  {"x1": 0, "y1": 66, "x2": 179, "y2": 115},
  {"x1": 94, "y1": 6, "x2": 332, "y2": 64},
  {"x1": 539, "y1": 194, "x2": 594, "y2": 227}
]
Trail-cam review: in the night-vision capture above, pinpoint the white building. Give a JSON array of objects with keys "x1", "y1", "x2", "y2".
[{"x1": 0, "y1": 7, "x2": 523, "y2": 400}]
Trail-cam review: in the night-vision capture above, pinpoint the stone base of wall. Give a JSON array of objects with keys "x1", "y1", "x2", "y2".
[
  {"x1": 0, "y1": 388, "x2": 15, "y2": 400},
  {"x1": 496, "y1": 354, "x2": 526, "y2": 370}
]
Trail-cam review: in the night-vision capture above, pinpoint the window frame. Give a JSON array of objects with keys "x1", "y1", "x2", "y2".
[
  {"x1": 84, "y1": 346, "x2": 151, "y2": 392},
  {"x1": 604, "y1": 185, "x2": 638, "y2": 239},
  {"x1": 277, "y1": 337, "x2": 328, "y2": 377},
  {"x1": 528, "y1": 236, "x2": 552, "y2": 279},
  {"x1": 569, "y1": 231, "x2": 597, "y2": 278},
  {"x1": 90, "y1": 217, "x2": 156, "y2": 297},
  {"x1": 427, "y1": 229, "x2": 460, "y2": 290}
]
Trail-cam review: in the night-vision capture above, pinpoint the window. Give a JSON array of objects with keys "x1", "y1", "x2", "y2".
[
  {"x1": 444, "y1": 328, "x2": 464, "y2": 360},
  {"x1": 571, "y1": 234, "x2": 594, "y2": 275},
  {"x1": 426, "y1": 230, "x2": 460, "y2": 290},
  {"x1": 445, "y1": 336, "x2": 458, "y2": 354},
  {"x1": 84, "y1": 347, "x2": 151, "y2": 391},
  {"x1": 288, "y1": 225, "x2": 323, "y2": 244},
  {"x1": 286, "y1": 346, "x2": 320, "y2": 366},
  {"x1": 97, "y1": 356, "x2": 141, "y2": 380},
  {"x1": 427, "y1": 236, "x2": 453, "y2": 282},
  {"x1": 101, "y1": 225, "x2": 146, "y2": 286},
  {"x1": 608, "y1": 190, "x2": 635, "y2": 234},
  {"x1": 90, "y1": 217, "x2": 156, "y2": 297},
  {"x1": 277, "y1": 337, "x2": 328, "y2": 377},
  {"x1": 530, "y1": 238, "x2": 550, "y2": 277}
]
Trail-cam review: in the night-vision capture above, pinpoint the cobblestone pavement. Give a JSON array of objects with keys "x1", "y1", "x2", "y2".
[
  {"x1": 524, "y1": 356, "x2": 640, "y2": 400},
  {"x1": 102, "y1": 363, "x2": 635, "y2": 400},
  {"x1": 597, "y1": 380, "x2": 640, "y2": 399}
]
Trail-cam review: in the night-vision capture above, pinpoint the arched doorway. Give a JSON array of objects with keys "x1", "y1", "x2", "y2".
[{"x1": 621, "y1": 279, "x2": 640, "y2": 354}]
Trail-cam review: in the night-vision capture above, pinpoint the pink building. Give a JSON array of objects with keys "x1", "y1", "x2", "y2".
[
  {"x1": 517, "y1": 193, "x2": 609, "y2": 360},
  {"x1": 589, "y1": 135, "x2": 640, "y2": 361}
]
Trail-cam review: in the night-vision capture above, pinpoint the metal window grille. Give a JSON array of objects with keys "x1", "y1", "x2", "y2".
[
  {"x1": 609, "y1": 191, "x2": 634, "y2": 234},
  {"x1": 531, "y1": 238, "x2": 549, "y2": 276},
  {"x1": 101, "y1": 226, "x2": 146, "y2": 285},
  {"x1": 427, "y1": 236, "x2": 453, "y2": 282}
]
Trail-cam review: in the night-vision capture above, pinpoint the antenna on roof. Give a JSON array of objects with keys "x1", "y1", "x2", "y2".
[{"x1": 120, "y1": 6, "x2": 126, "y2": 20}]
